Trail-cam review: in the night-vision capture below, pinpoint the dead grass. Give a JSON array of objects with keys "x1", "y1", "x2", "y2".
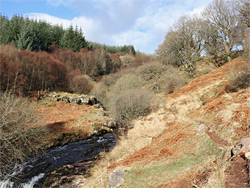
[
  {"x1": 81, "y1": 58, "x2": 250, "y2": 188},
  {"x1": 113, "y1": 130, "x2": 224, "y2": 188},
  {"x1": 226, "y1": 61, "x2": 250, "y2": 92},
  {"x1": 35, "y1": 97, "x2": 110, "y2": 147},
  {"x1": 82, "y1": 108, "x2": 167, "y2": 188}
]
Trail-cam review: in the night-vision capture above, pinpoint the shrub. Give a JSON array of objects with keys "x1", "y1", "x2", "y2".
[
  {"x1": 120, "y1": 55, "x2": 136, "y2": 68},
  {"x1": 110, "y1": 73, "x2": 144, "y2": 95},
  {"x1": 138, "y1": 62, "x2": 189, "y2": 94},
  {"x1": 91, "y1": 82, "x2": 109, "y2": 107},
  {"x1": 0, "y1": 92, "x2": 46, "y2": 176},
  {"x1": 91, "y1": 69, "x2": 139, "y2": 107},
  {"x1": 157, "y1": 67, "x2": 189, "y2": 94},
  {"x1": 226, "y1": 63, "x2": 250, "y2": 92},
  {"x1": 109, "y1": 88, "x2": 157, "y2": 126},
  {"x1": 68, "y1": 70, "x2": 93, "y2": 94},
  {"x1": 139, "y1": 61, "x2": 167, "y2": 81}
]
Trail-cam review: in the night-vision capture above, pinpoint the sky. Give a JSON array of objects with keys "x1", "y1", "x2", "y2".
[{"x1": 0, "y1": 0, "x2": 213, "y2": 54}]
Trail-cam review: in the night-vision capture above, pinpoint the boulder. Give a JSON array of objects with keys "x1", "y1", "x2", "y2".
[
  {"x1": 62, "y1": 96, "x2": 70, "y2": 103},
  {"x1": 79, "y1": 96, "x2": 89, "y2": 104},
  {"x1": 109, "y1": 170, "x2": 125, "y2": 188},
  {"x1": 232, "y1": 138, "x2": 250, "y2": 158},
  {"x1": 107, "y1": 121, "x2": 116, "y2": 128},
  {"x1": 88, "y1": 96, "x2": 97, "y2": 105}
]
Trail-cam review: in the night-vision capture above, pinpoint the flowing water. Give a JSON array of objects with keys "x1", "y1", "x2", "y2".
[{"x1": 0, "y1": 133, "x2": 116, "y2": 188}]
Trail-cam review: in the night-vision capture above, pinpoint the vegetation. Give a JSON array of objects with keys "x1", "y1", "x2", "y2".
[
  {"x1": 138, "y1": 62, "x2": 189, "y2": 93},
  {"x1": 0, "y1": 15, "x2": 136, "y2": 55},
  {"x1": 0, "y1": 92, "x2": 46, "y2": 176},
  {"x1": 109, "y1": 88, "x2": 156, "y2": 126},
  {"x1": 0, "y1": 44, "x2": 121, "y2": 94},
  {"x1": 156, "y1": 0, "x2": 249, "y2": 76},
  {"x1": 226, "y1": 63, "x2": 250, "y2": 92},
  {"x1": 91, "y1": 62, "x2": 188, "y2": 126},
  {"x1": 0, "y1": 15, "x2": 86, "y2": 52},
  {"x1": 1, "y1": 0, "x2": 249, "y2": 186},
  {"x1": 88, "y1": 42, "x2": 136, "y2": 55}
]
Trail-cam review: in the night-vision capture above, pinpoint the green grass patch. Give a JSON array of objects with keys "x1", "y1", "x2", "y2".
[
  {"x1": 39, "y1": 100, "x2": 55, "y2": 107},
  {"x1": 121, "y1": 134, "x2": 223, "y2": 188}
]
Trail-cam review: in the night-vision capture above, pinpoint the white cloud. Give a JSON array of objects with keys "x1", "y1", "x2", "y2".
[
  {"x1": 26, "y1": 13, "x2": 105, "y2": 43},
  {"x1": 46, "y1": 0, "x2": 73, "y2": 7},
  {"x1": 27, "y1": 0, "x2": 213, "y2": 54}
]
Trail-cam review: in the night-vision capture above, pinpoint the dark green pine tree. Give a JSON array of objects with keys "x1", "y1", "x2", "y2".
[
  {"x1": 50, "y1": 25, "x2": 64, "y2": 46},
  {"x1": 73, "y1": 27, "x2": 87, "y2": 51},
  {"x1": 15, "y1": 21, "x2": 33, "y2": 50},
  {"x1": 60, "y1": 25, "x2": 87, "y2": 52},
  {"x1": 34, "y1": 21, "x2": 52, "y2": 51},
  {"x1": 9, "y1": 15, "x2": 25, "y2": 43},
  {"x1": 0, "y1": 15, "x2": 11, "y2": 45}
]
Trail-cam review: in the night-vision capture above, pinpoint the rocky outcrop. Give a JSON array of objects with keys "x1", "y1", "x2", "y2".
[
  {"x1": 42, "y1": 94, "x2": 103, "y2": 108},
  {"x1": 225, "y1": 137, "x2": 250, "y2": 188},
  {"x1": 232, "y1": 137, "x2": 250, "y2": 159}
]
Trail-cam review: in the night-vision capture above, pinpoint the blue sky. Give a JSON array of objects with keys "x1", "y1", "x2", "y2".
[{"x1": 0, "y1": 0, "x2": 213, "y2": 53}]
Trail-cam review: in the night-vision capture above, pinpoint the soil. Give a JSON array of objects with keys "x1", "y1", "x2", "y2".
[{"x1": 225, "y1": 156, "x2": 249, "y2": 188}]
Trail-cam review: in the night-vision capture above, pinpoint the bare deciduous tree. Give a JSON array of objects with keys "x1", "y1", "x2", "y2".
[
  {"x1": 0, "y1": 92, "x2": 46, "y2": 176},
  {"x1": 203, "y1": 0, "x2": 240, "y2": 63},
  {"x1": 234, "y1": 0, "x2": 250, "y2": 59},
  {"x1": 156, "y1": 16, "x2": 207, "y2": 76}
]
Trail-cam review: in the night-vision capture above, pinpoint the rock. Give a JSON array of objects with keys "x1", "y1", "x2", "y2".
[
  {"x1": 245, "y1": 152, "x2": 250, "y2": 160},
  {"x1": 232, "y1": 137, "x2": 250, "y2": 157},
  {"x1": 69, "y1": 97, "x2": 80, "y2": 104},
  {"x1": 107, "y1": 121, "x2": 116, "y2": 128},
  {"x1": 88, "y1": 97, "x2": 97, "y2": 105},
  {"x1": 62, "y1": 96, "x2": 70, "y2": 103},
  {"x1": 196, "y1": 124, "x2": 207, "y2": 133},
  {"x1": 78, "y1": 96, "x2": 89, "y2": 104},
  {"x1": 109, "y1": 170, "x2": 125, "y2": 188},
  {"x1": 66, "y1": 165, "x2": 74, "y2": 169}
]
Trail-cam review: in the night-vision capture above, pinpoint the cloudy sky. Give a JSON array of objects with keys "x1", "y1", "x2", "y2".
[{"x1": 1, "y1": 0, "x2": 213, "y2": 53}]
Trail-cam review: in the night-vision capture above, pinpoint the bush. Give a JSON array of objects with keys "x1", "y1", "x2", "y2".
[
  {"x1": 138, "y1": 62, "x2": 189, "y2": 94},
  {"x1": 139, "y1": 61, "x2": 167, "y2": 81},
  {"x1": 110, "y1": 73, "x2": 144, "y2": 95},
  {"x1": 68, "y1": 70, "x2": 93, "y2": 94},
  {"x1": 91, "y1": 69, "x2": 138, "y2": 108},
  {"x1": 109, "y1": 88, "x2": 157, "y2": 126},
  {"x1": 226, "y1": 63, "x2": 250, "y2": 92},
  {"x1": 157, "y1": 67, "x2": 189, "y2": 94},
  {"x1": 120, "y1": 55, "x2": 136, "y2": 68},
  {"x1": 91, "y1": 82, "x2": 109, "y2": 107},
  {"x1": 0, "y1": 92, "x2": 45, "y2": 176}
]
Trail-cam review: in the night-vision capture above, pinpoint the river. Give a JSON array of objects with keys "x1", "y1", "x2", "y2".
[{"x1": 0, "y1": 133, "x2": 116, "y2": 188}]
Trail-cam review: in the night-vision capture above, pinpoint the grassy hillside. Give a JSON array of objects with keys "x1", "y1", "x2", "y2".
[{"x1": 82, "y1": 57, "x2": 250, "y2": 188}]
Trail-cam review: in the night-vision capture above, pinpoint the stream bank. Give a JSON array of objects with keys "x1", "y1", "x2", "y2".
[
  {"x1": 0, "y1": 132, "x2": 116, "y2": 188},
  {"x1": 0, "y1": 92, "x2": 118, "y2": 188}
]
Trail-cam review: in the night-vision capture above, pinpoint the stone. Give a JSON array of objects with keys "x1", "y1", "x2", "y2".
[
  {"x1": 62, "y1": 96, "x2": 70, "y2": 103},
  {"x1": 66, "y1": 165, "x2": 74, "y2": 169},
  {"x1": 109, "y1": 170, "x2": 125, "y2": 188},
  {"x1": 232, "y1": 137, "x2": 250, "y2": 157},
  {"x1": 196, "y1": 124, "x2": 207, "y2": 133},
  {"x1": 245, "y1": 152, "x2": 250, "y2": 160},
  {"x1": 107, "y1": 121, "x2": 116, "y2": 128}
]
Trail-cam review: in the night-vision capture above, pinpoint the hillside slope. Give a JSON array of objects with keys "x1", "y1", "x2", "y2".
[{"x1": 82, "y1": 58, "x2": 250, "y2": 188}]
